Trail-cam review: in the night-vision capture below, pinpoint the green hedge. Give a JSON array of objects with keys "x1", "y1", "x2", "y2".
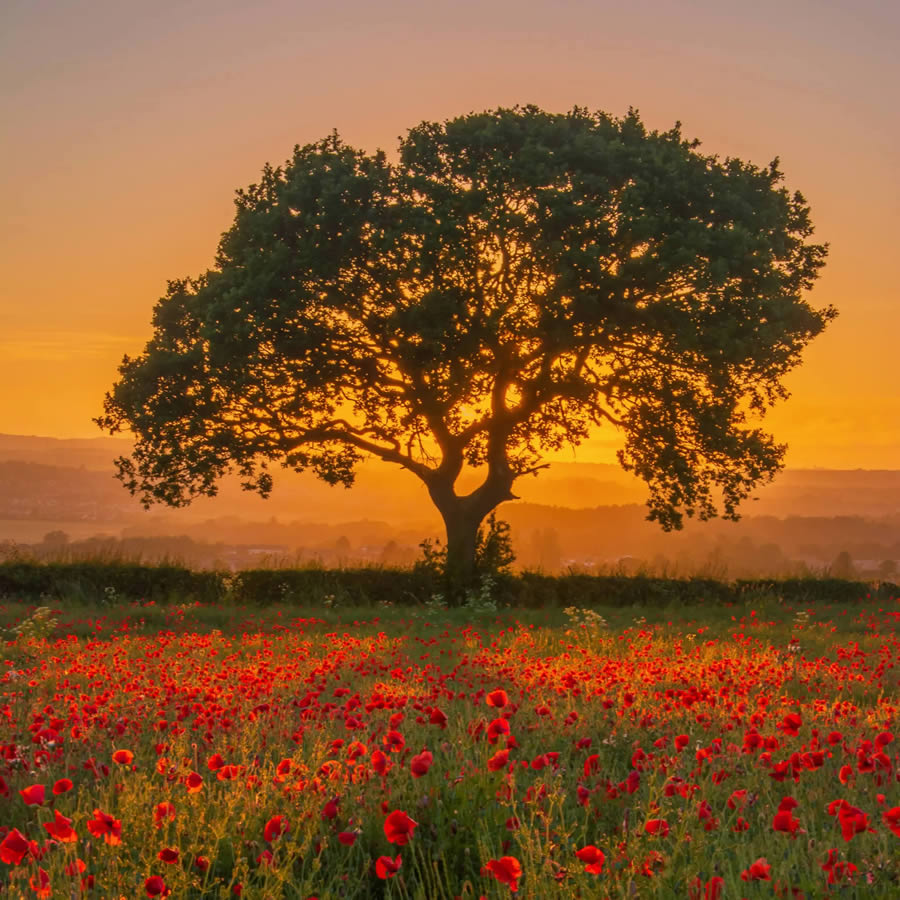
[
  {"x1": 0, "y1": 561, "x2": 895, "y2": 607},
  {"x1": 0, "y1": 561, "x2": 225, "y2": 604}
]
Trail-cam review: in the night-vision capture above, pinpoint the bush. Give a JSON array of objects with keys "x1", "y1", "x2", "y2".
[{"x1": 0, "y1": 561, "x2": 225, "y2": 604}]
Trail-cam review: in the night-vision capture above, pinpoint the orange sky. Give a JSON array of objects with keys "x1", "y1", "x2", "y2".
[{"x1": 2, "y1": 0, "x2": 897, "y2": 468}]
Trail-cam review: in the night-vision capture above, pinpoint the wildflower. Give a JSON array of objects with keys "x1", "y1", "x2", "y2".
[
  {"x1": 112, "y1": 749, "x2": 134, "y2": 765},
  {"x1": 20, "y1": 784, "x2": 45, "y2": 806},
  {"x1": 52, "y1": 778, "x2": 73, "y2": 795},
  {"x1": 264, "y1": 815, "x2": 289, "y2": 842},
  {"x1": 375, "y1": 854, "x2": 401, "y2": 879},
  {"x1": 158, "y1": 847, "x2": 179, "y2": 864},
  {"x1": 0, "y1": 828, "x2": 37, "y2": 865},
  {"x1": 384, "y1": 810, "x2": 417, "y2": 845},
  {"x1": 484, "y1": 856, "x2": 522, "y2": 892},
  {"x1": 86, "y1": 809, "x2": 122, "y2": 845},
  {"x1": 145, "y1": 875, "x2": 169, "y2": 897},
  {"x1": 644, "y1": 819, "x2": 669, "y2": 837},
  {"x1": 43, "y1": 809, "x2": 77, "y2": 843},
  {"x1": 409, "y1": 750, "x2": 433, "y2": 778},
  {"x1": 486, "y1": 689, "x2": 509, "y2": 708},
  {"x1": 741, "y1": 858, "x2": 771, "y2": 881},
  {"x1": 575, "y1": 845, "x2": 605, "y2": 874}
]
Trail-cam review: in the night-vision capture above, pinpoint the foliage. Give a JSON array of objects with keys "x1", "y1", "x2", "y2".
[
  {"x1": 97, "y1": 105, "x2": 833, "y2": 587},
  {"x1": 0, "y1": 561, "x2": 225, "y2": 604}
]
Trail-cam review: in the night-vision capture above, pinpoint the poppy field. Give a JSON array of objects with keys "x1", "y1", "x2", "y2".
[{"x1": 0, "y1": 597, "x2": 898, "y2": 898}]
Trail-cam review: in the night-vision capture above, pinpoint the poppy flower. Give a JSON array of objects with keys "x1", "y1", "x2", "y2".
[
  {"x1": 338, "y1": 831, "x2": 358, "y2": 846},
  {"x1": 371, "y1": 750, "x2": 391, "y2": 776},
  {"x1": 486, "y1": 718, "x2": 511, "y2": 744},
  {"x1": 322, "y1": 799, "x2": 339, "y2": 820},
  {"x1": 741, "y1": 858, "x2": 771, "y2": 881},
  {"x1": 264, "y1": 815, "x2": 289, "y2": 842},
  {"x1": 158, "y1": 847, "x2": 179, "y2": 864},
  {"x1": 644, "y1": 819, "x2": 669, "y2": 837},
  {"x1": 384, "y1": 810, "x2": 418, "y2": 845},
  {"x1": 195, "y1": 856, "x2": 210, "y2": 872},
  {"x1": 185, "y1": 771, "x2": 203, "y2": 793},
  {"x1": 0, "y1": 828, "x2": 37, "y2": 865},
  {"x1": 674, "y1": 734, "x2": 689, "y2": 751},
  {"x1": 154, "y1": 802, "x2": 176, "y2": 827},
  {"x1": 488, "y1": 749, "x2": 510, "y2": 771},
  {"x1": 20, "y1": 784, "x2": 45, "y2": 806},
  {"x1": 112, "y1": 749, "x2": 134, "y2": 765},
  {"x1": 86, "y1": 809, "x2": 122, "y2": 845},
  {"x1": 409, "y1": 750, "x2": 433, "y2": 778},
  {"x1": 689, "y1": 876, "x2": 724, "y2": 900},
  {"x1": 484, "y1": 856, "x2": 522, "y2": 892},
  {"x1": 52, "y1": 778, "x2": 74, "y2": 795},
  {"x1": 43, "y1": 809, "x2": 78, "y2": 843},
  {"x1": 207, "y1": 753, "x2": 225, "y2": 771},
  {"x1": 145, "y1": 875, "x2": 169, "y2": 897},
  {"x1": 375, "y1": 854, "x2": 402, "y2": 879},
  {"x1": 575, "y1": 845, "x2": 605, "y2": 874},
  {"x1": 429, "y1": 707, "x2": 448, "y2": 728},
  {"x1": 883, "y1": 806, "x2": 900, "y2": 838},
  {"x1": 486, "y1": 689, "x2": 509, "y2": 708},
  {"x1": 29, "y1": 868, "x2": 51, "y2": 899}
]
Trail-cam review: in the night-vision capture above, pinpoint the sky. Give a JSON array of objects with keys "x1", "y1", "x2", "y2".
[{"x1": 1, "y1": 0, "x2": 898, "y2": 468}]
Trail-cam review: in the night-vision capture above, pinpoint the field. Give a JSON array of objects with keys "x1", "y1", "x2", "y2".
[{"x1": 0, "y1": 595, "x2": 898, "y2": 898}]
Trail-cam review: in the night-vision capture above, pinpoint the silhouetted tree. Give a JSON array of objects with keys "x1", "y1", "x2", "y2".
[
  {"x1": 97, "y1": 105, "x2": 833, "y2": 597},
  {"x1": 830, "y1": 550, "x2": 857, "y2": 579}
]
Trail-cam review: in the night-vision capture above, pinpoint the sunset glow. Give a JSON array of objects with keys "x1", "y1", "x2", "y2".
[{"x1": 2, "y1": 0, "x2": 897, "y2": 467}]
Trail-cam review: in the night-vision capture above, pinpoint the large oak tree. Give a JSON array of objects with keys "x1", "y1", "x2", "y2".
[{"x1": 98, "y1": 106, "x2": 833, "y2": 589}]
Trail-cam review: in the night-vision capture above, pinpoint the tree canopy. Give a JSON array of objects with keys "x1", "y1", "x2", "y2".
[{"x1": 98, "y1": 105, "x2": 833, "y2": 586}]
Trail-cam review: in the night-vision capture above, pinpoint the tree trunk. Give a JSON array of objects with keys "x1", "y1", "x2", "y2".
[{"x1": 426, "y1": 469, "x2": 515, "y2": 604}]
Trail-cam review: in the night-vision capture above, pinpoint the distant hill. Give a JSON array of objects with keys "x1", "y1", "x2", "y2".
[{"x1": 1, "y1": 432, "x2": 899, "y2": 526}]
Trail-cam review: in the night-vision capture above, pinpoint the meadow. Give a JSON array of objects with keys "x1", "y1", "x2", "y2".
[{"x1": 0, "y1": 590, "x2": 898, "y2": 899}]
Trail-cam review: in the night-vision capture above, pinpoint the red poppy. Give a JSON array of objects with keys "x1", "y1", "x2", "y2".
[
  {"x1": 689, "y1": 876, "x2": 725, "y2": 900},
  {"x1": 409, "y1": 750, "x2": 433, "y2": 778},
  {"x1": 487, "y1": 718, "x2": 511, "y2": 744},
  {"x1": 86, "y1": 809, "x2": 122, "y2": 845},
  {"x1": 43, "y1": 809, "x2": 78, "y2": 843},
  {"x1": 375, "y1": 854, "x2": 402, "y2": 879},
  {"x1": 195, "y1": 856, "x2": 210, "y2": 872},
  {"x1": 674, "y1": 734, "x2": 689, "y2": 751},
  {"x1": 429, "y1": 707, "x2": 448, "y2": 728},
  {"x1": 52, "y1": 778, "x2": 74, "y2": 795},
  {"x1": 322, "y1": 799, "x2": 339, "y2": 820},
  {"x1": 575, "y1": 845, "x2": 605, "y2": 874},
  {"x1": 264, "y1": 815, "x2": 289, "y2": 842},
  {"x1": 371, "y1": 750, "x2": 391, "y2": 776},
  {"x1": 486, "y1": 689, "x2": 509, "y2": 708},
  {"x1": 154, "y1": 802, "x2": 176, "y2": 827},
  {"x1": 0, "y1": 828, "x2": 37, "y2": 865},
  {"x1": 145, "y1": 875, "x2": 170, "y2": 897},
  {"x1": 20, "y1": 784, "x2": 45, "y2": 806},
  {"x1": 185, "y1": 771, "x2": 203, "y2": 793},
  {"x1": 158, "y1": 847, "x2": 179, "y2": 864},
  {"x1": 644, "y1": 819, "x2": 669, "y2": 837},
  {"x1": 741, "y1": 858, "x2": 771, "y2": 881},
  {"x1": 488, "y1": 749, "x2": 510, "y2": 771},
  {"x1": 112, "y1": 749, "x2": 134, "y2": 765},
  {"x1": 384, "y1": 809, "x2": 418, "y2": 845},
  {"x1": 883, "y1": 806, "x2": 900, "y2": 838},
  {"x1": 29, "y1": 868, "x2": 51, "y2": 899},
  {"x1": 484, "y1": 856, "x2": 522, "y2": 892},
  {"x1": 338, "y1": 831, "x2": 358, "y2": 846},
  {"x1": 207, "y1": 753, "x2": 225, "y2": 771}
]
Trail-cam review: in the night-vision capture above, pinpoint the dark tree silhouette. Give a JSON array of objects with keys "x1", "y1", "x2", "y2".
[{"x1": 97, "y1": 105, "x2": 833, "y2": 594}]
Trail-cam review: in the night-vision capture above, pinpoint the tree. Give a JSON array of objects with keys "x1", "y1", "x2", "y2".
[
  {"x1": 829, "y1": 550, "x2": 857, "y2": 580},
  {"x1": 97, "y1": 105, "x2": 833, "y2": 596}
]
